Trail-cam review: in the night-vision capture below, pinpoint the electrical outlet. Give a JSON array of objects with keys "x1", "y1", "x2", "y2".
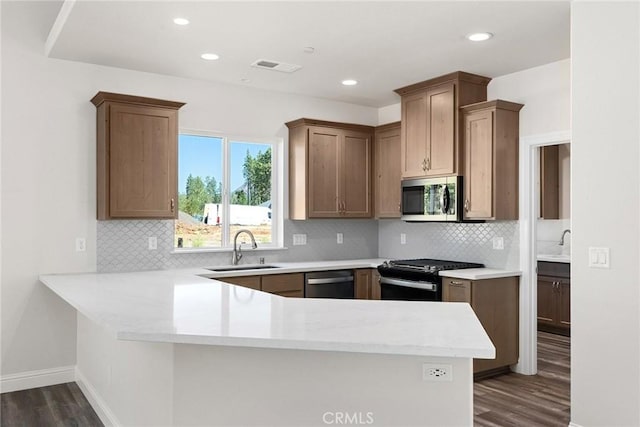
[
  {"x1": 423, "y1": 363, "x2": 453, "y2": 382},
  {"x1": 337, "y1": 233, "x2": 343, "y2": 244},
  {"x1": 492, "y1": 236, "x2": 504, "y2": 250},
  {"x1": 75, "y1": 238, "x2": 86, "y2": 252},
  {"x1": 400, "y1": 233, "x2": 406, "y2": 245},
  {"x1": 148, "y1": 236, "x2": 158, "y2": 250},
  {"x1": 292, "y1": 234, "x2": 307, "y2": 245}
]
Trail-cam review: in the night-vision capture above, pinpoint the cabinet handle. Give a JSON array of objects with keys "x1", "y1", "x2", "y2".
[
  {"x1": 426, "y1": 157, "x2": 431, "y2": 171},
  {"x1": 422, "y1": 158, "x2": 427, "y2": 172},
  {"x1": 449, "y1": 281, "x2": 465, "y2": 286},
  {"x1": 397, "y1": 203, "x2": 401, "y2": 212},
  {"x1": 464, "y1": 199, "x2": 470, "y2": 212},
  {"x1": 170, "y1": 198, "x2": 175, "y2": 212}
]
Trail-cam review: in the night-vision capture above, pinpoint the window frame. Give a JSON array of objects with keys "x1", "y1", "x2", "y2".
[{"x1": 174, "y1": 128, "x2": 284, "y2": 252}]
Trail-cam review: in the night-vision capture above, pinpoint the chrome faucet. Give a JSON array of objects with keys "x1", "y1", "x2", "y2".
[
  {"x1": 232, "y1": 229, "x2": 258, "y2": 265},
  {"x1": 559, "y1": 229, "x2": 571, "y2": 245}
]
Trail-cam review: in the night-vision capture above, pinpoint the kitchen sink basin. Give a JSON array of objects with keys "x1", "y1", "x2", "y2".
[
  {"x1": 207, "y1": 265, "x2": 280, "y2": 272},
  {"x1": 537, "y1": 254, "x2": 570, "y2": 263}
]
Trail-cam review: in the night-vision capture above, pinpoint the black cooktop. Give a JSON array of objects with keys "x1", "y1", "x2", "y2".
[{"x1": 378, "y1": 258, "x2": 484, "y2": 277}]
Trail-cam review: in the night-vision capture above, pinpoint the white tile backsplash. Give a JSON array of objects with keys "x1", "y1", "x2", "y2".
[
  {"x1": 537, "y1": 219, "x2": 571, "y2": 255},
  {"x1": 378, "y1": 220, "x2": 520, "y2": 269},
  {"x1": 97, "y1": 219, "x2": 379, "y2": 272}
]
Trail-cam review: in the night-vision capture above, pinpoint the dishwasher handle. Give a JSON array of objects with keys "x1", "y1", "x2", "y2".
[{"x1": 306, "y1": 276, "x2": 354, "y2": 285}]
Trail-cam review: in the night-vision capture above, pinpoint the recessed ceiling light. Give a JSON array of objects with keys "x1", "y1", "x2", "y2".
[
  {"x1": 467, "y1": 32, "x2": 493, "y2": 42},
  {"x1": 342, "y1": 79, "x2": 358, "y2": 86},
  {"x1": 201, "y1": 53, "x2": 220, "y2": 61},
  {"x1": 173, "y1": 18, "x2": 190, "y2": 26}
]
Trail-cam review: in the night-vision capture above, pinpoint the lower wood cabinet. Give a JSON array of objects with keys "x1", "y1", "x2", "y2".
[
  {"x1": 443, "y1": 276, "x2": 519, "y2": 378},
  {"x1": 537, "y1": 262, "x2": 570, "y2": 335},
  {"x1": 217, "y1": 273, "x2": 304, "y2": 298},
  {"x1": 355, "y1": 268, "x2": 381, "y2": 300}
]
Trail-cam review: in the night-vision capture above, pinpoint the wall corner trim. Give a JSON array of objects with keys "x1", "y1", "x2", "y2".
[
  {"x1": 76, "y1": 367, "x2": 121, "y2": 427},
  {"x1": 0, "y1": 365, "x2": 75, "y2": 394}
]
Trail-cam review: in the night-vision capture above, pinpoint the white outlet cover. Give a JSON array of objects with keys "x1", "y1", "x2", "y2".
[
  {"x1": 292, "y1": 234, "x2": 307, "y2": 246},
  {"x1": 337, "y1": 233, "x2": 344, "y2": 244},
  {"x1": 148, "y1": 236, "x2": 158, "y2": 250},
  {"x1": 400, "y1": 233, "x2": 406, "y2": 245},
  {"x1": 492, "y1": 236, "x2": 504, "y2": 250},
  {"x1": 422, "y1": 363, "x2": 453, "y2": 382}
]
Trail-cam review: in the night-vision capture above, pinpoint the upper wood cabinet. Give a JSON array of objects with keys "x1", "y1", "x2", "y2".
[
  {"x1": 394, "y1": 72, "x2": 491, "y2": 179},
  {"x1": 286, "y1": 118, "x2": 374, "y2": 220},
  {"x1": 374, "y1": 122, "x2": 401, "y2": 218},
  {"x1": 540, "y1": 145, "x2": 560, "y2": 219},
  {"x1": 91, "y1": 92, "x2": 185, "y2": 220},
  {"x1": 461, "y1": 100, "x2": 523, "y2": 221}
]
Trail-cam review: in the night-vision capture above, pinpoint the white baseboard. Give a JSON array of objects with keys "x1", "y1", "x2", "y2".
[
  {"x1": 568, "y1": 423, "x2": 583, "y2": 427},
  {"x1": 75, "y1": 367, "x2": 121, "y2": 427},
  {"x1": 0, "y1": 365, "x2": 75, "y2": 393}
]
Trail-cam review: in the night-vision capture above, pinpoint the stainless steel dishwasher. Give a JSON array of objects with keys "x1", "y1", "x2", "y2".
[{"x1": 304, "y1": 270, "x2": 355, "y2": 299}]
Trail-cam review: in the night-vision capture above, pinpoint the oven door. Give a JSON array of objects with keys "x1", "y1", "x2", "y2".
[{"x1": 379, "y1": 277, "x2": 441, "y2": 301}]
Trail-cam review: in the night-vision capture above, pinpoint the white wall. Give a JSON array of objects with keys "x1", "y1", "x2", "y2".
[
  {"x1": 571, "y1": 2, "x2": 640, "y2": 426},
  {"x1": 0, "y1": 2, "x2": 378, "y2": 377}
]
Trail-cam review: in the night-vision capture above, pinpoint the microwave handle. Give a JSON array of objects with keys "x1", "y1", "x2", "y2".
[{"x1": 441, "y1": 185, "x2": 450, "y2": 214}]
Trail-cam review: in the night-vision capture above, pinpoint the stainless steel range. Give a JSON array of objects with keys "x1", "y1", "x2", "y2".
[{"x1": 377, "y1": 258, "x2": 484, "y2": 301}]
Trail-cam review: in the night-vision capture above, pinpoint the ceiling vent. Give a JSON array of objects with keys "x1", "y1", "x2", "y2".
[{"x1": 251, "y1": 59, "x2": 302, "y2": 73}]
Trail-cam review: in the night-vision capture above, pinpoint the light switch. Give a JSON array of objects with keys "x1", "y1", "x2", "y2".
[
  {"x1": 337, "y1": 233, "x2": 343, "y2": 244},
  {"x1": 588, "y1": 247, "x2": 610, "y2": 269},
  {"x1": 400, "y1": 233, "x2": 406, "y2": 245}
]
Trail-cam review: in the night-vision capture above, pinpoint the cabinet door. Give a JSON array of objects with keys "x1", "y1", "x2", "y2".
[
  {"x1": 370, "y1": 269, "x2": 381, "y2": 300},
  {"x1": 218, "y1": 276, "x2": 261, "y2": 291},
  {"x1": 537, "y1": 276, "x2": 556, "y2": 326},
  {"x1": 109, "y1": 103, "x2": 177, "y2": 218},
  {"x1": 341, "y1": 130, "x2": 372, "y2": 217},
  {"x1": 463, "y1": 110, "x2": 494, "y2": 219},
  {"x1": 426, "y1": 83, "x2": 456, "y2": 176},
  {"x1": 400, "y1": 91, "x2": 428, "y2": 178},
  {"x1": 262, "y1": 273, "x2": 304, "y2": 297},
  {"x1": 375, "y1": 126, "x2": 401, "y2": 218},
  {"x1": 355, "y1": 269, "x2": 371, "y2": 299},
  {"x1": 540, "y1": 145, "x2": 560, "y2": 219},
  {"x1": 442, "y1": 279, "x2": 471, "y2": 303},
  {"x1": 558, "y1": 279, "x2": 571, "y2": 328},
  {"x1": 308, "y1": 127, "x2": 341, "y2": 217}
]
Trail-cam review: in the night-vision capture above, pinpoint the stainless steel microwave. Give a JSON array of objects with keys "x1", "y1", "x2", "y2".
[{"x1": 401, "y1": 176, "x2": 462, "y2": 222}]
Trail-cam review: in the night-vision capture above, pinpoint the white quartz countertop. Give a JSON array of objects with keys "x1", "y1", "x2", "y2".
[
  {"x1": 439, "y1": 268, "x2": 522, "y2": 280},
  {"x1": 202, "y1": 258, "x2": 386, "y2": 278},
  {"x1": 537, "y1": 254, "x2": 571, "y2": 264},
  {"x1": 40, "y1": 263, "x2": 495, "y2": 359}
]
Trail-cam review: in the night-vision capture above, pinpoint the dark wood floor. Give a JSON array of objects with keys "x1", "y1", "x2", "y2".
[
  {"x1": 474, "y1": 331, "x2": 571, "y2": 426},
  {"x1": 1, "y1": 382, "x2": 103, "y2": 427}
]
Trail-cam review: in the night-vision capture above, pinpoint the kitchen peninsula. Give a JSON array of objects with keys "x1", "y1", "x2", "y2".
[{"x1": 41, "y1": 262, "x2": 495, "y2": 427}]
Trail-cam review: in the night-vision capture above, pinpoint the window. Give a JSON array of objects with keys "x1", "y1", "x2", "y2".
[{"x1": 175, "y1": 132, "x2": 282, "y2": 250}]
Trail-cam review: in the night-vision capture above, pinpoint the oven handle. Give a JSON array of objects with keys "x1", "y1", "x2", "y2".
[{"x1": 379, "y1": 277, "x2": 437, "y2": 291}]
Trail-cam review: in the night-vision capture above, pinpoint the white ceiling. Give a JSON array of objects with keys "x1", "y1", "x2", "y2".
[{"x1": 47, "y1": 1, "x2": 570, "y2": 107}]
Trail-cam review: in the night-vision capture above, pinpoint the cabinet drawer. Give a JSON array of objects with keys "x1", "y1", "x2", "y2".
[
  {"x1": 261, "y1": 273, "x2": 304, "y2": 294},
  {"x1": 443, "y1": 278, "x2": 472, "y2": 303},
  {"x1": 218, "y1": 276, "x2": 261, "y2": 291}
]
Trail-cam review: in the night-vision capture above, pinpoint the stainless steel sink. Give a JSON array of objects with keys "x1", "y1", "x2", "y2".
[{"x1": 207, "y1": 265, "x2": 280, "y2": 272}]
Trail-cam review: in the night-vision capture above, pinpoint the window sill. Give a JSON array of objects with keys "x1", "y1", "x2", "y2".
[{"x1": 170, "y1": 246, "x2": 288, "y2": 255}]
